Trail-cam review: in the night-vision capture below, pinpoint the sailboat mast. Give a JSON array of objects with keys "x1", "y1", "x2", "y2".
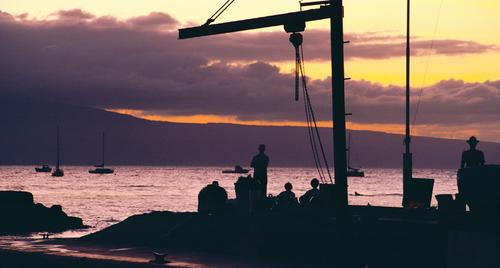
[
  {"x1": 102, "y1": 132, "x2": 105, "y2": 167},
  {"x1": 403, "y1": 0, "x2": 413, "y2": 206},
  {"x1": 56, "y1": 126, "x2": 60, "y2": 169},
  {"x1": 347, "y1": 132, "x2": 351, "y2": 168}
]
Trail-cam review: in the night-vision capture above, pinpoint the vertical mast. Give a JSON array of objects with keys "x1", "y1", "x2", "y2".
[
  {"x1": 347, "y1": 132, "x2": 351, "y2": 168},
  {"x1": 102, "y1": 132, "x2": 105, "y2": 167},
  {"x1": 330, "y1": 0, "x2": 348, "y2": 207},
  {"x1": 403, "y1": 0, "x2": 413, "y2": 207},
  {"x1": 56, "y1": 126, "x2": 60, "y2": 169}
]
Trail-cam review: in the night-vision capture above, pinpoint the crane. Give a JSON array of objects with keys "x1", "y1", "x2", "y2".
[{"x1": 179, "y1": 0, "x2": 349, "y2": 208}]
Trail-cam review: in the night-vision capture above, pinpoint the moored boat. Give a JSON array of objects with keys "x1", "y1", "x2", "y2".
[
  {"x1": 346, "y1": 132, "x2": 365, "y2": 177},
  {"x1": 89, "y1": 132, "x2": 114, "y2": 174},
  {"x1": 222, "y1": 165, "x2": 249, "y2": 174},
  {"x1": 35, "y1": 165, "x2": 52, "y2": 173},
  {"x1": 51, "y1": 127, "x2": 64, "y2": 177},
  {"x1": 347, "y1": 167, "x2": 364, "y2": 177},
  {"x1": 89, "y1": 166, "x2": 114, "y2": 174}
]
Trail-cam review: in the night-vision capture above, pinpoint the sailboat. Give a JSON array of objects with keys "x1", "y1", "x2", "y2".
[
  {"x1": 89, "y1": 132, "x2": 114, "y2": 174},
  {"x1": 51, "y1": 127, "x2": 64, "y2": 177},
  {"x1": 346, "y1": 132, "x2": 364, "y2": 177}
]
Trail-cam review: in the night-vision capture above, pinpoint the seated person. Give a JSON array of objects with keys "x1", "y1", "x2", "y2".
[
  {"x1": 198, "y1": 181, "x2": 228, "y2": 214},
  {"x1": 299, "y1": 178, "x2": 321, "y2": 207},
  {"x1": 274, "y1": 182, "x2": 298, "y2": 210}
]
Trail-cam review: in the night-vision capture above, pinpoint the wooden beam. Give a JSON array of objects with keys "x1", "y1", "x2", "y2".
[{"x1": 179, "y1": 6, "x2": 332, "y2": 39}]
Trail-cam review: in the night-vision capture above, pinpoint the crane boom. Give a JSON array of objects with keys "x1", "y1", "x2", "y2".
[{"x1": 179, "y1": 6, "x2": 332, "y2": 39}]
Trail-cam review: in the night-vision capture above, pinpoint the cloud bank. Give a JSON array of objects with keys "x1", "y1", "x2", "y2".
[{"x1": 1, "y1": 9, "x2": 499, "y2": 139}]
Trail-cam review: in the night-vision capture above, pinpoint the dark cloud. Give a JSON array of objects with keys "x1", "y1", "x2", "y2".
[
  {"x1": 0, "y1": 10, "x2": 15, "y2": 21},
  {"x1": 52, "y1": 9, "x2": 95, "y2": 20},
  {"x1": 174, "y1": 30, "x2": 498, "y2": 62},
  {"x1": 343, "y1": 79, "x2": 500, "y2": 126},
  {"x1": 126, "y1": 12, "x2": 178, "y2": 30},
  {"x1": 1, "y1": 10, "x2": 499, "y2": 129}
]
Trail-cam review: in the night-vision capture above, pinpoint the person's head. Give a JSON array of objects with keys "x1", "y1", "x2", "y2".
[
  {"x1": 258, "y1": 144, "x2": 266, "y2": 153},
  {"x1": 467, "y1": 136, "x2": 479, "y2": 149},
  {"x1": 310, "y1": 178, "x2": 319, "y2": 189},
  {"x1": 284, "y1": 182, "x2": 293, "y2": 191}
]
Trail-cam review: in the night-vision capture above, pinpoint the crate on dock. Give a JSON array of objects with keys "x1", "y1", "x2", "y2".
[{"x1": 407, "y1": 178, "x2": 434, "y2": 209}]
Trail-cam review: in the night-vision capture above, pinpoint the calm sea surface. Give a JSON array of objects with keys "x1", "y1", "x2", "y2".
[{"x1": 0, "y1": 166, "x2": 458, "y2": 237}]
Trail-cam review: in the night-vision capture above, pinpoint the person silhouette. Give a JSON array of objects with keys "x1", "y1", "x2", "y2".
[
  {"x1": 275, "y1": 182, "x2": 298, "y2": 210},
  {"x1": 299, "y1": 178, "x2": 321, "y2": 206},
  {"x1": 461, "y1": 136, "x2": 485, "y2": 168},
  {"x1": 251, "y1": 144, "x2": 269, "y2": 197},
  {"x1": 198, "y1": 181, "x2": 228, "y2": 214}
]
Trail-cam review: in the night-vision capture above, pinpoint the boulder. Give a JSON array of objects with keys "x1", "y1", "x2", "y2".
[{"x1": 0, "y1": 191, "x2": 86, "y2": 234}]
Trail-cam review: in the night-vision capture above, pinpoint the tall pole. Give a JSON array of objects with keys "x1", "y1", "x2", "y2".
[
  {"x1": 403, "y1": 0, "x2": 412, "y2": 207},
  {"x1": 56, "y1": 126, "x2": 60, "y2": 169},
  {"x1": 102, "y1": 132, "x2": 105, "y2": 166},
  {"x1": 331, "y1": 0, "x2": 348, "y2": 207}
]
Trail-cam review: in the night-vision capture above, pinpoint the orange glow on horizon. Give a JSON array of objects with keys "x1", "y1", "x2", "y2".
[{"x1": 108, "y1": 109, "x2": 484, "y2": 142}]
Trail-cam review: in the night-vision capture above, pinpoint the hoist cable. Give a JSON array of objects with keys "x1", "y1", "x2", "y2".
[
  {"x1": 413, "y1": 0, "x2": 444, "y2": 125},
  {"x1": 303, "y1": 84, "x2": 326, "y2": 183},
  {"x1": 300, "y1": 57, "x2": 325, "y2": 183},
  {"x1": 291, "y1": 34, "x2": 333, "y2": 183},
  {"x1": 296, "y1": 42, "x2": 325, "y2": 183},
  {"x1": 299, "y1": 47, "x2": 333, "y2": 182},
  {"x1": 205, "y1": 0, "x2": 237, "y2": 25}
]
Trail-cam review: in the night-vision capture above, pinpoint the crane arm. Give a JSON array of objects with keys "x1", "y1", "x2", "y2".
[{"x1": 179, "y1": 5, "x2": 333, "y2": 39}]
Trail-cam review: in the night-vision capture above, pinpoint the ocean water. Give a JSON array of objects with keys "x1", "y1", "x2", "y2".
[{"x1": 0, "y1": 166, "x2": 458, "y2": 237}]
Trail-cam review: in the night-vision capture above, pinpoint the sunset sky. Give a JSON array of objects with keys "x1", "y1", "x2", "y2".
[{"x1": 1, "y1": 0, "x2": 500, "y2": 141}]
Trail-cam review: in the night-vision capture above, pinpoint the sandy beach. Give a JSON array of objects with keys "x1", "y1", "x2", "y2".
[{"x1": 0, "y1": 238, "x2": 287, "y2": 268}]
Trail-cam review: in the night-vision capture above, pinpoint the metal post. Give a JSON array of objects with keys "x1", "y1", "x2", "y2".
[
  {"x1": 102, "y1": 132, "x2": 105, "y2": 166},
  {"x1": 402, "y1": 0, "x2": 413, "y2": 207},
  {"x1": 56, "y1": 126, "x2": 60, "y2": 169},
  {"x1": 330, "y1": 0, "x2": 348, "y2": 207}
]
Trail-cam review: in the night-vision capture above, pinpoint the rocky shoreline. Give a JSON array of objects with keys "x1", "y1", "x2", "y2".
[
  {"x1": 0, "y1": 191, "x2": 86, "y2": 234},
  {"x1": 81, "y1": 208, "x2": 448, "y2": 268}
]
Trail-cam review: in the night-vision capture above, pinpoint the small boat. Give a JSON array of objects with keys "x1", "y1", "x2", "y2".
[
  {"x1": 35, "y1": 165, "x2": 52, "y2": 173},
  {"x1": 89, "y1": 132, "x2": 114, "y2": 174},
  {"x1": 222, "y1": 165, "x2": 249, "y2": 174},
  {"x1": 346, "y1": 132, "x2": 365, "y2": 177},
  {"x1": 52, "y1": 168, "x2": 64, "y2": 177},
  {"x1": 52, "y1": 127, "x2": 64, "y2": 177},
  {"x1": 89, "y1": 165, "x2": 114, "y2": 174},
  {"x1": 347, "y1": 167, "x2": 365, "y2": 177}
]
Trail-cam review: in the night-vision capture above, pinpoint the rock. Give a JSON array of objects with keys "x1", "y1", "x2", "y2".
[
  {"x1": 0, "y1": 191, "x2": 86, "y2": 234},
  {"x1": 0, "y1": 191, "x2": 34, "y2": 206}
]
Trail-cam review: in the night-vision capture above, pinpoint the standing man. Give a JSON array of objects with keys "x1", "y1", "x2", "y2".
[
  {"x1": 461, "y1": 136, "x2": 485, "y2": 168},
  {"x1": 251, "y1": 144, "x2": 270, "y2": 197}
]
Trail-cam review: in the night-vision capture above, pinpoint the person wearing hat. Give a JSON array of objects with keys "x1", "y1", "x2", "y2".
[
  {"x1": 460, "y1": 136, "x2": 485, "y2": 168},
  {"x1": 251, "y1": 144, "x2": 270, "y2": 197}
]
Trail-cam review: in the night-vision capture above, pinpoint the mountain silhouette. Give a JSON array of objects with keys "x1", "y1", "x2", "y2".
[{"x1": 1, "y1": 97, "x2": 499, "y2": 168}]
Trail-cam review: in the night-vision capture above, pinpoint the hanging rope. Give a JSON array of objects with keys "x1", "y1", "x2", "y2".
[
  {"x1": 290, "y1": 33, "x2": 333, "y2": 184},
  {"x1": 412, "y1": 0, "x2": 444, "y2": 125},
  {"x1": 204, "y1": 0, "x2": 237, "y2": 25}
]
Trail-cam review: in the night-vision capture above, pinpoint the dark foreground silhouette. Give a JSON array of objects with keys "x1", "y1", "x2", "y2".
[
  {"x1": 251, "y1": 144, "x2": 269, "y2": 197},
  {"x1": 0, "y1": 191, "x2": 85, "y2": 234},
  {"x1": 81, "y1": 207, "x2": 498, "y2": 268},
  {"x1": 461, "y1": 136, "x2": 485, "y2": 168}
]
